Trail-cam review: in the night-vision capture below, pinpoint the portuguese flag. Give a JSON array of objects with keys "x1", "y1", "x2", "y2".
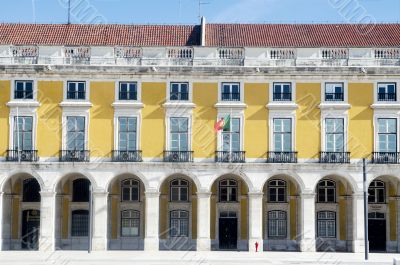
[{"x1": 214, "y1": 115, "x2": 230, "y2": 132}]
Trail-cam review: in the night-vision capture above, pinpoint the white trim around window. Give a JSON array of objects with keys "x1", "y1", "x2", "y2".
[
  {"x1": 166, "y1": 80, "x2": 193, "y2": 102},
  {"x1": 216, "y1": 112, "x2": 244, "y2": 152},
  {"x1": 165, "y1": 114, "x2": 192, "y2": 151},
  {"x1": 320, "y1": 111, "x2": 349, "y2": 152},
  {"x1": 373, "y1": 81, "x2": 400, "y2": 104},
  {"x1": 8, "y1": 108, "x2": 37, "y2": 151},
  {"x1": 113, "y1": 112, "x2": 141, "y2": 152},
  {"x1": 10, "y1": 79, "x2": 38, "y2": 102},
  {"x1": 269, "y1": 81, "x2": 296, "y2": 103},
  {"x1": 218, "y1": 81, "x2": 245, "y2": 103},
  {"x1": 373, "y1": 114, "x2": 400, "y2": 153},
  {"x1": 62, "y1": 80, "x2": 90, "y2": 101},
  {"x1": 268, "y1": 110, "x2": 296, "y2": 152},
  {"x1": 61, "y1": 110, "x2": 90, "y2": 150},
  {"x1": 320, "y1": 81, "x2": 348, "y2": 103},
  {"x1": 114, "y1": 80, "x2": 142, "y2": 102}
]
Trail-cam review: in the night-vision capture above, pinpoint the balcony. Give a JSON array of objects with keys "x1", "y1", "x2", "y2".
[
  {"x1": 215, "y1": 151, "x2": 246, "y2": 163},
  {"x1": 319, "y1": 152, "x2": 350, "y2": 163},
  {"x1": 325, "y1": 93, "x2": 344, "y2": 101},
  {"x1": 112, "y1": 150, "x2": 142, "y2": 162},
  {"x1": 59, "y1": 150, "x2": 90, "y2": 162},
  {"x1": 372, "y1": 152, "x2": 400, "y2": 164},
  {"x1": 267, "y1": 151, "x2": 297, "y2": 163},
  {"x1": 221, "y1": 93, "x2": 240, "y2": 101},
  {"x1": 6, "y1": 150, "x2": 38, "y2": 162},
  {"x1": 163, "y1": 151, "x2": 193, "y2": 162},
  {"x1": 273, "y1": 93, "x2": 292, "y2": 101},
  {"x1": 377, "y1": 93, "x2": 396, "y2": 101}
]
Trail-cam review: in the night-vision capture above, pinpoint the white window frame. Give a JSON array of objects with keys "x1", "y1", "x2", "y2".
[
  {"x1": 269, "y1": 81, "x2": 296, "y2": 103},
  {"x1": 11, "y1": 80, "x2": 38, "y2": 101},
  {"x1": 216, "y1": 113, "x2": 244, "y2": 152},
  {"x1": 316, "y1": 211, "x2": 337, "y2": 238},
  {"x1": 269, "y1": 113, "x2": 295, "y2": 152},
  {"x1": 167, "y1": 81, "x2": 192, "y2": 102},
  {"x1": 61, "y1": 112, "x2": 89, "y2": 150},
  {"x1": 321, "y1": 81, "x2": 348, "y2": 103},
  {"x1": 8, "y1": 108, "x2": 37, "y2": 151},
  {"x1": 218, "y1": 81, "x2": 244, "y2": 103},
  {"x1": 373, "y1": 115, "x2": 400, "y2": 153},
  {"x1": 267, "y1": 210, "x2": 287, "y2": 238},
  {"x1": 321, "y1": 114, "x2": 348, "y2": 152},
  {"x1": 114, "y1": 115, "x2": 140, "y2": 152},
  {"x1": 165, "y1": 113, "x2": 192, "y2": 151},
  {"x1": 373, "y1": 81, "x2": 400, "y2": 104},
  {"x1": 114, "y1": 80, "x2": 142, "y2": 102},
  {"x1": 63, "y1": 80, "x2": 90, "y2": 101}
]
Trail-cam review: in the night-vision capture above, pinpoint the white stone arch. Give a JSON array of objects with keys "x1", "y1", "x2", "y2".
[
  {"x1": 157, "y1": 171, "x2": 201, "y2": 193},
  {"x1": 208, "y1": 171, "x2": 253, "y2": 192},
  {"x1": 106, "y1": 170, "x2": 150, "y2": 192},
  {"x1": 1, "y1": 169, "x2": 45, "y2": 192},
  {"x1": 52, "y1": 170, "x2": 98, "y2": 193},
  {"x1": 368, "y1": 172, "x2": 400, "y2": 187},
  {"x1": 261, "y1": 171, "x2": 305, "y2": 194},
  {"x1": 313, "y1": 172, "x2": 358, "y2": 194}
]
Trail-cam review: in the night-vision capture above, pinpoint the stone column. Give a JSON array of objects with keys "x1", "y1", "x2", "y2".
[
  {"x1": 39, "y1": 191, "x2": 56, "y2": 251},
  {"x1": 1, "y1": 193, "x2": 12, "y2": 251},
  {"x1": 300, "y1": 192, "x2": 316, "y2": 252},
  {"x1": 197, "y1": 192, "x2": 211, "y2": 251},
  {"x1": 144, "y1": 191, "x2": 160, "y2": 251},
  {"x1": 352, "y1": 194, "x2": 366, "y2": 253},
  {"x1": 248, "y1": 192, "x2": 263, "y2": 252},
  {"x1": 0, "y1": 192, "x2": 3, "y2": 251},
  {"x1": 92, "y1": 191, "x2": 108, "y2": 251}
]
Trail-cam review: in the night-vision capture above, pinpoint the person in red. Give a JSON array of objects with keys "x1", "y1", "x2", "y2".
[{"x1": 255, "y1": 241, "x2": 259, "y2": 252}]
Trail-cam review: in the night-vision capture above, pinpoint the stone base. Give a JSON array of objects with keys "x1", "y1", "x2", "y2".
[
  {"x1": 248, "y1": 238, "x2": 263, "y2": 252},
  {"x1": 39, "y1": 236, "x2": 55, "y2": 251},
  {"x1": 352, "y1": 239, "x2": 365, "y2": 253},
  {"x1": 92, "y1": 237, "x2": 107, "y2": 251},
  {"x1": 300, "y1": 238, "x2": 316, "y2": 252},
  {"x1": 144, "y1": 237, "x2": 159, "y2": 251},
  {"x1": 197, "y1": 238, "x2": 211, "y2": 251}
]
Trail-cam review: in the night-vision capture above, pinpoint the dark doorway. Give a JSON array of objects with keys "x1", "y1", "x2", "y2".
[
  {"x1": 21, "y1": 210, "x2": 40, "y2": 250},
  {"x1": 368, "y1": 213, "x2": 386, "y2": 252},
  {"x1": 219, "y1": 217, "x2": 237, "y2": 250}
]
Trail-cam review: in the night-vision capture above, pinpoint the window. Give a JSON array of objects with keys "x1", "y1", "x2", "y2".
[
  {"x1": 325, "y1": 118, "x2": 344, "y2": 152},
  {"x1": 22, "y1": 178, "x2": 40, "y2": 202},
  {"x1": 368, "y1": 180, "x2": 385, "y2": 204},
  {"x1": 378, "y1": 118, "x2": 397, "y2": 152},
  {"x1": 121, "y1": 210, "x2": 140, "y2": 237},
  {"x1": 13, "y1": 116, "x2": 33, "y2": 150},
  {"x1": 317, "y1": 211, "x2": 336, "y2": 238},
  {"x1": 66, "y1": 116, "x2": 85, "y2": 150},
  {"x1": 71, "y1": 210, "x2": 89, "y2": 237},
  {"x1": 378, "y1": 83, "x2": 396, "y2": 101},
  {"x1": 273, "y1": 83, "x2": 291, "y2": 101},
  {"x1": 221, "y1": 83, "x2": 240, "y2": 101},
  {"x1": 219, "y1": 179, "x2": 237, "y2": 202},
  {"x1": 14, "y1": 81, "x2": 33, "y2": 99},
  {"x1": 268, "y1": 180, "x2": 286, "y2": 202},
  {"x1": 67, "y1": 81, "x2": 86, "y2": 100},
  {"x1": 121, "y1": 179, "x2": 140, "y2": 202},
  {"x1": 273, "y1": 118, "x2": 292, "y2": 152},
  {"x1": 317, "y1": 180, "x2": 336, "y2": 203},
  {"x1": 222, "y1": 118, "x2": 240, "y2": 152},
  {"x1": 170, "y1": 179, "x2": 189, "y2": 202},
  {"x1": 118, "y1": 117, "x2": 137, "y2": 151},
  {"x1": 119, "y1": 82, "x2": 137, "y2": 100},
  {"x1": 170, "y1": 117, "x2": 188, "y2": 151},
  {"x1": 325, "y1": 83, "x2": 344, "y2": 101},
  {"x1": 268, "y1": 210, "x2": 287, "y2": 238},
  {"x1": 170, "y1": 210, "x2": 189, "y2": 237},
  {"x1": 170, "y1": 82, "x2": 189, "y2": 101},
  {"x1": 72, "y1": 178, "x2": 90, "y2": 202}
]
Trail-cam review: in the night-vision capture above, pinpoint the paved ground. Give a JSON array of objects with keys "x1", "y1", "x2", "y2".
[{"x1": 0, "y1": 251, "x2": 398, "y2": 265}]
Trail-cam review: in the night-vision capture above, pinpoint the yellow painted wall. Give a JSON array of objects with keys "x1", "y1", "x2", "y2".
[
  {"x1": 37, "y1": 81, "x2": 63, "y2": 157},
  {"x1": 89, "y1": 82, "x2": 114, "y2": 158},
  {"x1": 192, "y1": 83, "x2": 218, "y2": 158},
  {"x1": 348, "y1": 83, "x2": 374, "y2": 158},
  {"x1": 0, "y1": 81, "x2": 10, "y2": 156},
  {"x1": 338, "y1": 182, "x2": 346, "y2": 240},
  {"x1": 141, "y1": 82, "x2": 165, "y2": 158},
  {"x1": 210, "y1": 184, "x2": 217, "y2": 239},
  {"x1": 244, "y1": 83, "x2": 268, "y2": 158},
  {"x1": 296, "y1": 83, "x2": 321, "y2": 159}
]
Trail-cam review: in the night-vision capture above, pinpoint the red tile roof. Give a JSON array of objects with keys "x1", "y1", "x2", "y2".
[{"x1": 0, "y1": 23, "x2": 399, "y2": 47}]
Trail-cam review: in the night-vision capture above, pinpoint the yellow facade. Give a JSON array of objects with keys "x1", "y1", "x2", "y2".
[{"x1": 0, "y1": 80, "x2": 10, "y2": 155}]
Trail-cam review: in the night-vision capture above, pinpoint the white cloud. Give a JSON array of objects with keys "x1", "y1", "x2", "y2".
[{"x1": 211, "y1": 0, "x2": 278, "y2": 23}]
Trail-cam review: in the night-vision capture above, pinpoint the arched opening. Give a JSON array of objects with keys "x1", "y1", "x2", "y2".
[
  {"x1": 262, "y1": 175, "x2": 301, "y2": 251},
  {"x1": 1, "y1": 174, "x2": 41, "y2": 250},
  {"x1": 159, "y1": 175, "x2": 197, "y2": 251},
  {"x1": 210, "y1": 174, "x2": 249, "y2": 251},
  {"x1": 314, "y1": 176, "x2": 354, "y2": 252},
  {"x1": 107, "y1": 175, "x2": 145, "y2": 250},
  {"x1": 55, "y1": 174, "x2": 92, "y2": 250},
  {"x1": 368, "y1": 176, "x2": 400, "y2": 253}
]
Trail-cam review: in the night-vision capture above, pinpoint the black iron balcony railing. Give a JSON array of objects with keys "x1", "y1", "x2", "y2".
[
  {"x1": 319, "y1": 152, "x2": 350, "y2": 163},
  {"x1": 6, "y1": 150, "x2": 38, "y2": 162},
  {"x1": 372, "y1": 152, "x2": 400, "y2": 164},
  {"x1": 378, "y1": 93, "x2": 396, "y2": 101},
  {"x1": 170, "y1": 92, "x2": 189, "y2": 101},
  {"x1": 221, "y1": 93, "x2": 240, "y2": 101},
  {"x1": 215, "y1": 151, "x2": 246, "y2": 163},
  {"x1": 112, "y1": 150, "x2": 142, "y2": 162},
  {"x1": 325, "y1": 92, "x2": 344, "y2": 101},
  {"x1": 59, "y1": 150, "x2": 90, "y2": 162},
  {"x1": 163, "y1": 151, "x2": 193, "y2": 162},
  {"x1": 267, "y1": 151, "x2": 298, "y2": 163},
  {"x1": 273, "y1": 93, "x2": 292, "y2": 101}
]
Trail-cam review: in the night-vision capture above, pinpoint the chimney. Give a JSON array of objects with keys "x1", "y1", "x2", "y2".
[{"x1": 200, "y1": 16, "x2": 206, "y2": 46}]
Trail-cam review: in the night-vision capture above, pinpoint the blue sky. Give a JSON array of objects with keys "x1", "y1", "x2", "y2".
[{"x1": 0, "y1": 0, "x2": 399, "y2": 24}]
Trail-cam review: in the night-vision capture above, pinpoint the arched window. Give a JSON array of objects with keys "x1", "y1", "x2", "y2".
[
  {"x1": 169, "y1": 210, "x2": 189, "y2": 237},
  {"x1": 268, "y1": 210, "x2": 287, "y2": 238},
  {"x1": 170, "y1": 179, "x2": 189, "y2": 202},
  {"x1": 317, "y1": 211, "x2": 336, "y2": 238},
  {"x1": 219, "y1": 179, "x2": 238, "y2": 202},
  {"x1": 72, "y1": 178, "x2": 90, "y2": 202},
  {"x1": 121, "y1": 210, "x2": 140, "y2": 237},
  {"x1": 368, "y1": 180, "x2": 385, "y2": 203},
  {"x1": 317, "y1": 180, "x2": 336, "y2": 203},
  {"x1": 71, "y1": 210, "x2": 89, "y2": 237},
  {"x1": 22, "y1": 178, "x2": 41, "y2": 202},
  {"x1": 268, "y1": 179, "x2": 286, "y2": 202},
  {"x1": 121, "y1": 179, "x2": 140, "y2": 202}
]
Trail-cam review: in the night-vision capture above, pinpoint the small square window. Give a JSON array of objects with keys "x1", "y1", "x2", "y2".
[
  {"x1": 14, "y1": 81, "x2": 33, "y2": 99},
  {"x1": 119, "y1": 82, "x2": 137, "y2": 100},
  {"x1": 67, "y1": 81, "x2": 86, "y2": 100}
]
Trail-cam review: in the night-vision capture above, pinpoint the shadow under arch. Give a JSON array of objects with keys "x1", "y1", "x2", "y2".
[{"x1": 1, "y1": 169, "x2": 45, "y2": 192}]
